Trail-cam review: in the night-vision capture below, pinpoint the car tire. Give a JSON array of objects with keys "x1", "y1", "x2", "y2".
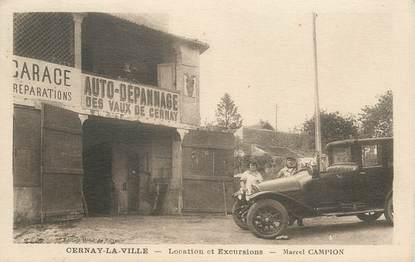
[
  {"x1": 247, "y1": 199, "x2": 289, "y2": 239},
  {"x1": 356, "y1": 211, "x2": 383, "y2": 222},
  {"x1": 232, "y1": 200, "x2": 250, "y2": 230},
  {"x1": 384, "y1": 195, "x2": 393, "y2": 226}
]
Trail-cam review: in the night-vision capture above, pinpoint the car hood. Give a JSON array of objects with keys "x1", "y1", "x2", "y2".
[{"x1": 258, "y1": 170, "x2": 310, "y2": 193}]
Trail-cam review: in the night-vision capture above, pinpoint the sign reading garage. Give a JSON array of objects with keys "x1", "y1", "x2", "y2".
[{"x1": 12, "y1": 55, "x2": 80, "y2": 106}]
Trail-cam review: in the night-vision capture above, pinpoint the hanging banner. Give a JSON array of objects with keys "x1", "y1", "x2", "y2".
[
  {"x1": 12, "y1": 55, "x2": 82, "y2": 109},
  {"x1": 81, "y1": 74, "x2": 180, "y2": 125},
  {"x1": 12, "y1": 56, "x2": 182, "y2": 128}
]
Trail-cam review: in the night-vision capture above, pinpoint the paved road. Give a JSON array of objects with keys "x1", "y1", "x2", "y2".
[{"x1": 14, "y1": 214, "x2": 393, "y2": 244}]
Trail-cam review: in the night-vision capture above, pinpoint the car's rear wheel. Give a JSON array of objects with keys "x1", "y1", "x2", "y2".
[
  {"x1": 247, "y1": 199, "x2": 289, "y2": 239},
  {"x1": 384, "y1": 195, "x2": 393, "y2": 225},
  {"x1": 232, "y1": 200, "x2": 250, "y2": 230},
  {"x1": 356, "y1": 211, "x2": 383, "y2": 222}
]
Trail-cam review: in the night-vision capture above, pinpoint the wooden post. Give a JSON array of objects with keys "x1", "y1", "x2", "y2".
[
  {"x1": 222, "y1": 181, "x2": 228, "y2": 216},
  {"x1": 72, "y1": 13, "x2": 86, "y2": 69},
  {"x1": 40, "y1": 105, "x2": 45, "y2": 223},
  {"x1": 169, "y1": 129, "x2": 187, "y2": 214},
  {"x1": 212, "y1": 151, "x2": 215, "y2": 176},
  {"x1": 80, "y1": 179, "x2": 89, "y2": 217}
]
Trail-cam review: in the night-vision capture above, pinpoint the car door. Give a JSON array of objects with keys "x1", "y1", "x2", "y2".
[
  {"x1": 360, "y1": 143, "x2": 388, "y2": 204},
  {"x1": 306, "y1": 170, "x2": 350, "y2": 211},
  {"x1": 310, "y1": 145, "x2": 359, "y2": 208}
]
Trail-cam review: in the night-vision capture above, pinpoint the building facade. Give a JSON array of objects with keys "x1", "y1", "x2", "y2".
[{"x1": 13, "y1": 13, "x2": 235, "y2": 224}]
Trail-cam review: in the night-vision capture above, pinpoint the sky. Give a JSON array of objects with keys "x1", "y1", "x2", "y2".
[
  {"x1": 1, "y1": 0, "x2": 401, "y2": 133},
  {"x1": 167, "y1": 9, "x2": 393, "y2": 132}
]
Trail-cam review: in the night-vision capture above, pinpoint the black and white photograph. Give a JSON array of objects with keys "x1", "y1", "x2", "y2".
[{"x1": 1, "y1": 1, "x2": 414, "y2": 261}]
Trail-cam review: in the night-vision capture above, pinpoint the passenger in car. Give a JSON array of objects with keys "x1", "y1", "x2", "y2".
[
  {"x1": 263, "y1": 162, "x2": 277, "y2": 180},
  {"x1": 276, "y1": 157, "x2": 298, "y2": 178},
  {"x1": 277, "y1": 157, "x2": 304, "y2": 226},
  {"x1": 234, "y1": 161, "x2": 263, "y2": 199}
]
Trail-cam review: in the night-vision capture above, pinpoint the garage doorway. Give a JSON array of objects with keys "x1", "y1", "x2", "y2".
[
  {"x1": 82, "y1": 120, "x2": 114, "y2": 216},
  {"x1": 82, "y1": 118, "x2": 173, "y2": 216}
]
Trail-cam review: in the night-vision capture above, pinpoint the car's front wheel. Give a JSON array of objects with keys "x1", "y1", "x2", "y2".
[
  {"x1": 384, "y1": 195, "x2": 393, "y2": 225},
  {"x1": 247, "y1": 199, "x2": 289, "y2": 239},
  {"x1": 356, "y1": 211, "x2": 383, "y2": 222},
  {"x1": 232, "y1": 200, "x2": 250, "y2": 230}
]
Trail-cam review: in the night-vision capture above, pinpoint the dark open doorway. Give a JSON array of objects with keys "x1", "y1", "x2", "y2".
[
  {"x1": 82, "y1": 120, "x2": 114, "y2": 216},
  {"x1": 82, "y1": 117, "x2": 174, "y2": 216}
]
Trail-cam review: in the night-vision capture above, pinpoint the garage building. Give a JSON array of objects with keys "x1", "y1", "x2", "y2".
[{"x1": 13, "y1": 12, "x2": 235, "y2": 224}]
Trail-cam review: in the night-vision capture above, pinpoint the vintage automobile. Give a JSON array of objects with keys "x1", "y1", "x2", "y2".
[{"x1": 232, "y1": 137, "x2": 393, "y2": 239}]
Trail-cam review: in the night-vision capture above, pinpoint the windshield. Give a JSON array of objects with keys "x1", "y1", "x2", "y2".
[{"x1": 331, "y1": 146, "x2": 352, "y2": 164}]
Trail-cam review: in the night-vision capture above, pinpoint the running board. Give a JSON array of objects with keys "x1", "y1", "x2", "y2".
[{"x1": 319, "y1": 209, "x2": 384, "y2": 217}]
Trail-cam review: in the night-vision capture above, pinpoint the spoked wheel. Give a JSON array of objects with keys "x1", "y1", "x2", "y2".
[
  {"x1": 356, "y1": 211, "x2": 383, "y2": 222},
  {"x1": 232, "y1": 200, "x2": 250, "y2": 230},
  {"x1": 247, "y1": 199, "x2": 289, "y2": 239},
  {"x1": 384, "y1": 195, "x2": 394, "y2": 226}
]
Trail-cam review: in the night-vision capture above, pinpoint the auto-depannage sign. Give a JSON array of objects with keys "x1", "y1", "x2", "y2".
[
  {"x1": 82, "y1": 74, "x2": 180, "y2": 124},
  {"x1": 12, "y1": 56, "x2": 181, "y2": 127}
]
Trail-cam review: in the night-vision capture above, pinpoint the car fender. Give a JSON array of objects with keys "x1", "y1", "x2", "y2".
[
  {"x1": 386, "y1": 190, "x2": 393, "y2": 201},
  {"x1": 248, "y1": 191, "x2": 315, "y2": 216}
]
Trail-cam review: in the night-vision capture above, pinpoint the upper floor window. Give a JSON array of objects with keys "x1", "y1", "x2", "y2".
[
  {"x1": 14, "y1": 13, "x2": 74, "y2": 67},
  {"x1": 82, "y1": 14, "x2": 176, "y2": 88}
]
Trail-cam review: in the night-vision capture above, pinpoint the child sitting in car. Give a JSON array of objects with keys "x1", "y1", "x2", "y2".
[{"x1": 234, "y1": 161, "x2": 263, "y2": 200}]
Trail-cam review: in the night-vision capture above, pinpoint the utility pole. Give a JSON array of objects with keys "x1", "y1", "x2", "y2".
[
  {"x1": 274, "y1": 104, "x2": 278, "y2": 145},
  {"x1": 275, "y1": 104, "x2": 278, "y2": 134},
  {"x1": 312, "y1": 12, "x2": 322, "y2": 172}
]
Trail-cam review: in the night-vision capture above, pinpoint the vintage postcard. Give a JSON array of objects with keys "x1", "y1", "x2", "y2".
[{"x1": 0, "y1": 0, "x2": 414, "y2": 261}]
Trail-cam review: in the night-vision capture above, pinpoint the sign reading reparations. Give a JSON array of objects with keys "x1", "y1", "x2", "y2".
[
  {"x1": 82, "y1": 74, "x2": 180, "y2": 124},
  {"x1": 12, "y1": 55, "x2": 81, "y2": 108}
]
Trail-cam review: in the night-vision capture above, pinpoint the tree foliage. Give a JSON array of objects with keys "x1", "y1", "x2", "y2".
[
  {"x1": 215, "y1": 93, "x2": 243, "y2": 130},
  {"x1": 258, "y1": 120, "x2": 275, "y2": 131},
  {"x1": 303, "y1": 111, "x2": 358, "y2": 151},
  {"x1": 359, "y1": 90, "x2": 393, "y2": 138}
]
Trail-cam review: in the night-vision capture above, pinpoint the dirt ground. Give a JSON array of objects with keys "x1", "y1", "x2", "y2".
[{"x1": 13, "y1": 214, "x2": 393, "y2": 245}]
